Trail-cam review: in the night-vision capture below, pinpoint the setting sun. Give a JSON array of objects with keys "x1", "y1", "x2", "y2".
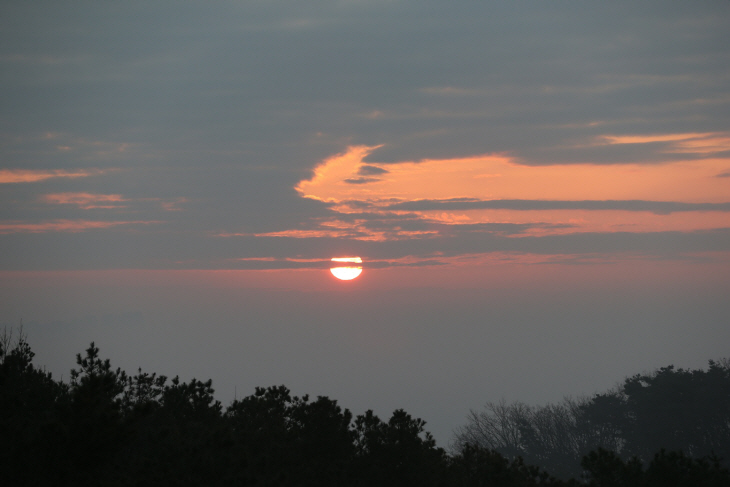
[{"x1": 330, "y1": 257, "x2": 363, "y2": 280}]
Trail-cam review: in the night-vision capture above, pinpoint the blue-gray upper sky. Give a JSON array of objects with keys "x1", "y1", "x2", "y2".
[{"x1": 2, "y1": 1, "x2": 729, "y2": 444}]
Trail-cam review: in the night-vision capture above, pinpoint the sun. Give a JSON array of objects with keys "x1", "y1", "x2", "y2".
[{"x1": 330, "y1": 257, "x2": 363, "y2": 280}]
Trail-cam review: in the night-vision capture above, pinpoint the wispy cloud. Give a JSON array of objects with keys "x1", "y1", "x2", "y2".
[
  {"x1": 600, "y1": 132, "x2": 730, "y2": 155},
  {"x1": 0, "y1": 219, "x2": 160, "y2": 234},
  {"x1": 41, "y1": 192, "x2": 188, "y2": 211},
  {"x1": 43, "y1": 192, "x2": 128, "y2": 209},
  {"x1": 0, "y1": 169, "x2": 107, "y2": 184},
  {"x1": 386, "y1": 199, "x2": 730, "y2": 215}
]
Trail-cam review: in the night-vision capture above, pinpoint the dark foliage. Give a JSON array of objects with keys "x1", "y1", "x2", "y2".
[
  {"x1": 581, "y1": 448, "x2": 730, "y2": 487},
  {"x1": 0, "y1": 327, "x2": 69, "y2": 485},
  {"x1": 1, "y1": 327, "x2": 728, "y2": 486}
]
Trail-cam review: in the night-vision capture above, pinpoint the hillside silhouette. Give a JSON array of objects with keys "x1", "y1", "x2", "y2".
[{"x1": 1, "y1": 326, "x2": 728, "y2": 486}]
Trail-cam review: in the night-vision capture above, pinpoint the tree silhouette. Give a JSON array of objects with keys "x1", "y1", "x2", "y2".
[
  {"x1": 581, "y1": 448, "x2": 730, "y2": 487},
  {"x1": 66, "y1": 343, "x2": 129, "y2": 483},
  {"x1": 2, "y1": 325, "x2": 729, "y2": 486},
  {"x1": 352, "y1": 408, "x2": 449, "y2": 486},
  {"x1": 620, "y1": 363, "x2": 730, "y2": 462},
  {"x1": 449, "y1": 443, "x2": 572, "y2": 486},
  {"x1": 0, "y1": 326, "x2": 68, "y2": 485}
]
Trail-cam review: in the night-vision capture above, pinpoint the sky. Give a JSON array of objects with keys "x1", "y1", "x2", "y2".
[{"x1": 2, "y1": 1, "x2": 730, "y2": 445}]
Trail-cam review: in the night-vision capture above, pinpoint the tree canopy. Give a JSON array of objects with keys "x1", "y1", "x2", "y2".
[{"x1": 2, "y1": 326, "x2": 728, "y2": 486}]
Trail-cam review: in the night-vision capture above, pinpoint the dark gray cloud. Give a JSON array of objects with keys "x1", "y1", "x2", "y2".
[
  {"x1": 358, "y1": 164, "x2": 390, "y2": 176},
  {"x1": 344, "y1": 177, "x2": 382, "y2": 185}
]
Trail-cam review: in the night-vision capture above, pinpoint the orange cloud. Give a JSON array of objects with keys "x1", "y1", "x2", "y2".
[
  {"x1": 44, "y1": 192, "x2": 127, "y2": 209},
  {"x1": 601, "y1": 132, "x2": 730, "y2": 154},
  {"x1": 0, "y1": 168, "x2": 106, "y2": 184},
  {"x1": 297, "y1": 144, "x2": 730, "y2": 206},
  {"x1": 160, "y1": 198, "x2": 188, "y2": 211},
  {"x1": 601, "y1": 132, "x2": 715, "y2": 144},
  {"x1": 420, "y1": 209, "x2": 730, "y2": 236},
  {"x1": 290, "y1": 143, "x2": 730, "y2": 240},
  {"x1": 42, "y1": 193, "x2": 187, "y2": 211}
]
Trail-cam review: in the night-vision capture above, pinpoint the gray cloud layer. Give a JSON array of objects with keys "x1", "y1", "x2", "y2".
[{"x1": 1, "y1": 1, "x2": 729, "y2": 269}]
